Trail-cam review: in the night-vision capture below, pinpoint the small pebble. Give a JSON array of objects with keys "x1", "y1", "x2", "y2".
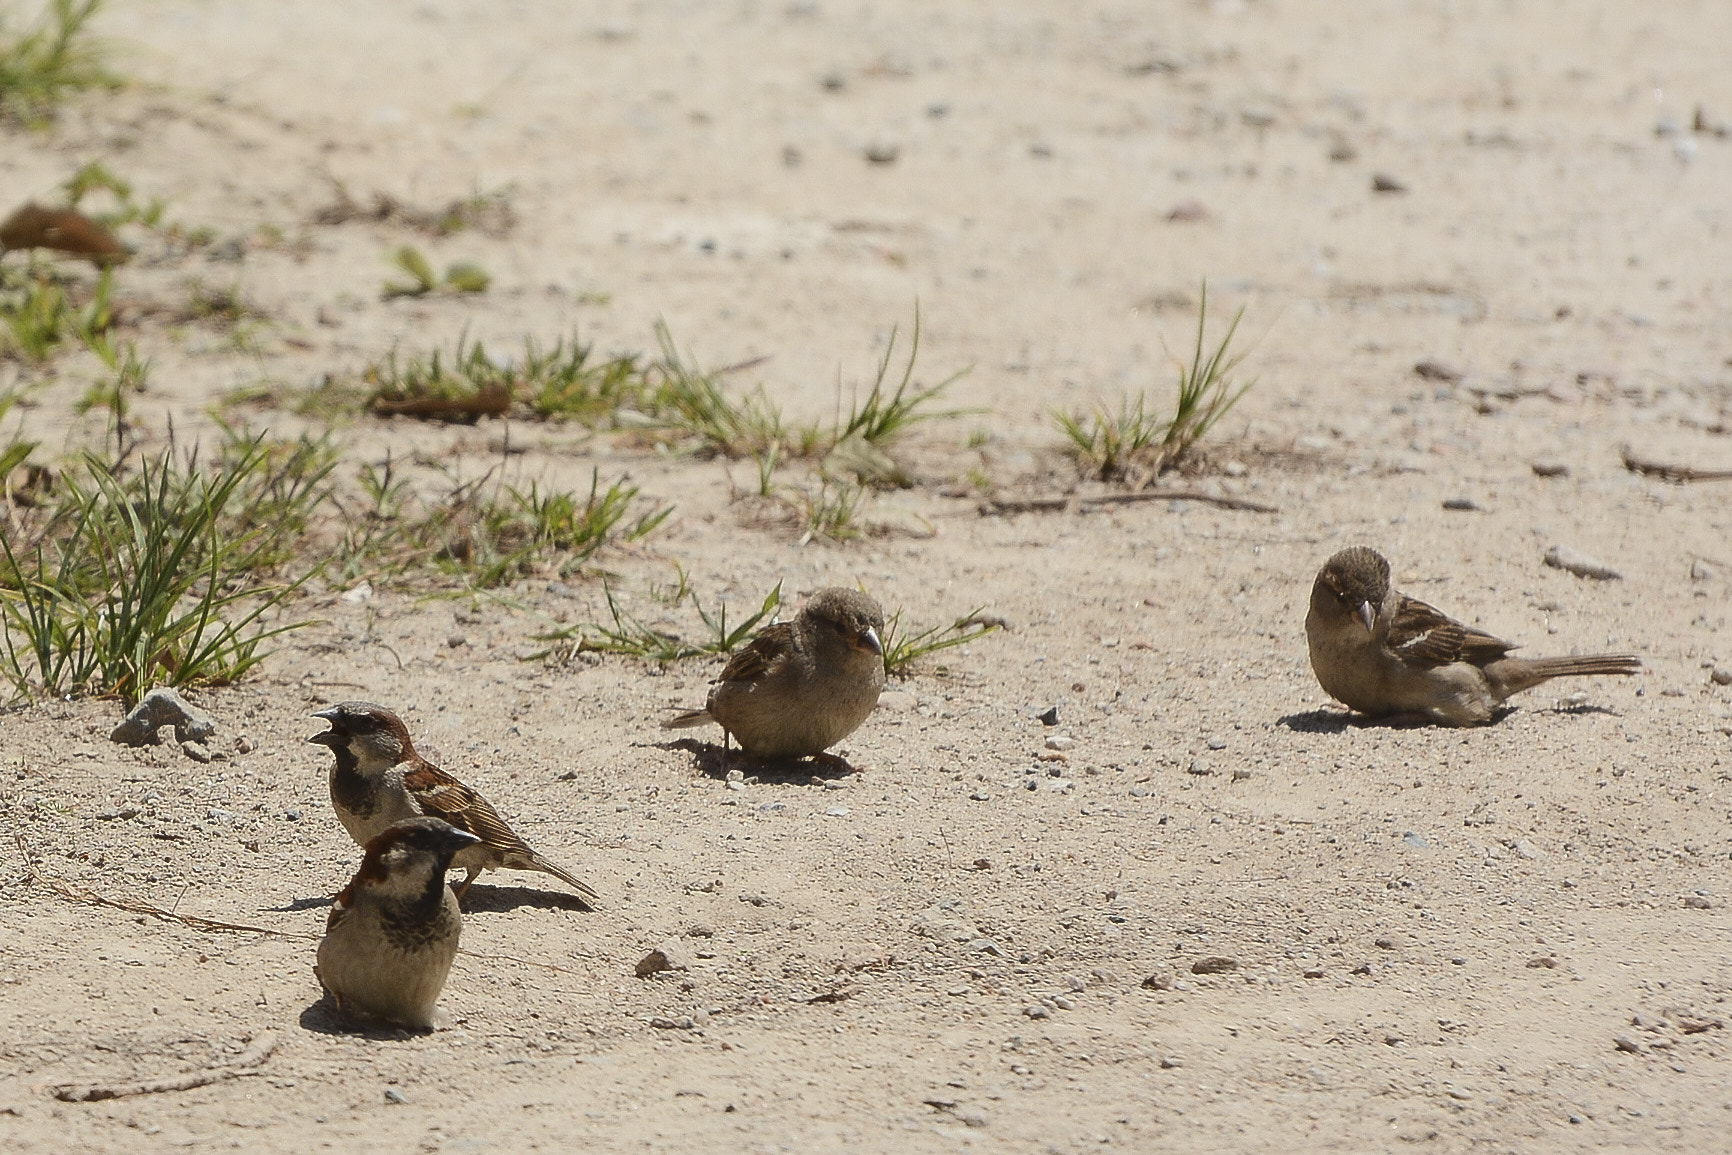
[
  {"x1": 1044, "y1": 735, "x2": 1074, "y2": 751},
  {"x1": 1036, "y1": 706, "x2": 1060, "y2": 726},
  {"x1": 1023, "y1": 1004, "x2": 1049, "y2": 1020},
  {"x1": 1191, "y1": 956, "x2": 1238, "y2": 975},
  {"x1": 1413, "y1": 359, "x2": 1463, "y2": 382},
  {"x1": 1205, "y1": 735, "x2": 1227, "y2": 750},
  {"x1": 1544, "y1": 544, "x2": 1622, "y2": 580},
  {"x1": 1140, "y1": 973, "x2": 1172, "y2": 991},
  {"x1": 383, "y1": 1088, "x2": 407, "y2": 1105},
  {"x1": 1372, "y1": 172, "x2": 1408, "y2": 193},
  {"x1": 1187, "y1": 759, "x2": 1212, "y2": 776},
  {"x1": 1685, "y1": 895, "x2": 1713, "y2": 909},
  {"x1": 863, "y1": 141, "x2": 900, "y2": 164},
  {"x1": 1711, "y1": 667, "x2": 1732, "y2": 687},
  {"x1": 1159, "y1": 1056, "x2": 1182, "y2": 1069},
  {"x1": 1531, "y1": 460, "x2": 1570, "y2": 478},
  {"x1": 1052, "y1": 996, "x2": 1075, "y2": 1011},
  {"x1": 1691, "y1": 559, "x2": 1718, "y2": 582},
  {"x1": 1442, "y1": 497, "x2": 1480, "y2": 511},
  {"x1": 970, "y1": 790, "x2": 991, "y2": 801},
  {"x1": 182, "y1": 741, "x2": 212, "y2": 764}
]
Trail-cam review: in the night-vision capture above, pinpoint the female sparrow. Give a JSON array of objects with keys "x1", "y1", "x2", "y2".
[
  {"x1": 1306, "y1": 546, "x2": 1641, "y2": 725},
  {"x1": 308, "y1": 701, "x2": 600, "y2": 907},
  {"x1": 315, "y1": 817, "x2": 480, "y2": 1030},
  {"x1": 663, "y1": 587, "x2": 886, "y2": 759}
]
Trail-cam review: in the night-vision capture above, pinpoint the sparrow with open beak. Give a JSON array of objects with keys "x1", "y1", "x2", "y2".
[
  {"x1": 663, "y1": 586, "x2": 887, "y2": 759},
  {"x1": 308, "y1": 701, "x2": 599, "y2": 906},
  {"x1": 1306, "y1": 546, "x2": 1641, "y2": 725}
]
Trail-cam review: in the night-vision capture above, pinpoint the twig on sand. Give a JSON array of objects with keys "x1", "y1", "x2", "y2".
[
  {"x1": 52, "y1": 1032, "x2": 280, "y2": 1102},
  {"x1": 981, "y1": 489, "x2": 1278, "y2": 515},
  {"x1": 1622, "y1": 446, "x2": 1732, "y2": 482}
]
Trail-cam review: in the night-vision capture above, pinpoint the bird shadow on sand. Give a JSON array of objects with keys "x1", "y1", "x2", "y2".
[
  {"x1": 1275, "y1": 708, "x2": 1499, "y2": 733},
  {"x1": 649, "y1": 737, "x2": 859, "y2": 782},
  {"x1": 457, "y1": 882, "x2": 594, "y2": 915},
  {"x1": 266, "y1": 895, "x2": 334, "y2": 914},
  {"x1": 1277, "y1": 703, "x2": 1617, "y2": 732},
  {"x1": 298, "y1": 993, "x2": 433, "y2": 1039}
]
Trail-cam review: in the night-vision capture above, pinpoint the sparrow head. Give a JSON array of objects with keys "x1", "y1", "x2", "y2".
[
  {"x1": 1314, "y1": 546, "x2": 1391, "y2": 633},
  {"x1": 308, "y1": 701, "x2": 415, "y2": 774},
  {"x1": 347, "y1": 817, "x2": 482, "y2": 903},
  {"x1": 803, "y1": 587, "x2": 885, "y2": 658}
]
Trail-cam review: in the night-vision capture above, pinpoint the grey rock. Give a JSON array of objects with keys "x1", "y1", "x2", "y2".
[
  {"x1": 1711, "y1": 667, "x2": 1732, "y2": 687},
  {"x1": 912, "y1": 905, "x2": 978, "y2": 943},
  {"x1": 110, "y1": 688, "x2": 216, "y2": 747},
  {"x1": 1691, "y1": 558, "x2": 1718, "y2": 582},
  {"x1": 1543, "y1": 544, "x2": 1622, "y2": 580},
  {"x1": 383, "y1": 1087, "x2": 408, "y2": 1104},
  {"x1": 1022, "y1": 1004, "x2": 1050, "y2": 1020}
]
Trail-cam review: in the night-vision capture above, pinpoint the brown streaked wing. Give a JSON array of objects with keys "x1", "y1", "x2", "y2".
[
  {"x1": 402, "y1": 761, "x2": 532, "y2": 855},
  {"x1": 1389, "y1": 594, "x2": 1515, "y2": 669},
  {"x1": 715, "y1": 622, "x2": 795, "y2": 684}
]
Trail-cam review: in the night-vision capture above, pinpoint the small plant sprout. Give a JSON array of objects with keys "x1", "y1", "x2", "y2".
[
  {"x1": 381, "y1": 245, "x2": 489, "y2": 299},
  {"x1": 881, "y1": 607, "x2": 1002, "y2": 678},
  {"x1": 0, "y1": 0, "x2": 117, "y2": 125},
  {"x1": 831, "y1": 306, "x2": 968, "y2": 448},
  {"x1": 1058, "y1": 281, "x2": 1255, "y2": 481}
]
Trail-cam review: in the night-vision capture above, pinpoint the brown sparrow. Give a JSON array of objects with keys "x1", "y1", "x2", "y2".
[
  {"x1": 315, "y1": 817, "x2": 479, "y2": 1030},
  {"x1": 308, "y1": 701, "x2": 600, "y2": 907},
  {"x1": 663, "y1": 587, "x2": 886, "y2": 759},
  {"x1": 1306, "y1": 546, "x2": 1641, "y2": 725},
  {"x1": 0, "y1": 203, "x2": 128, "y2": 264}
]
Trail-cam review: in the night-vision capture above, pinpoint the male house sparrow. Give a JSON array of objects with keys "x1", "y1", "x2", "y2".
[
  {"x1": 663, "y1": 587, "x2": 887, "y2": 759},
  {"x1": 315, "y1": 817, "x2": 479, "y2": 1030},
  {"x1": 1306, "y1": 546, "x2": 1641, "y2": 725},
  {"x1": 308, "y1": 701, "x2": 600, "y2": 907}
]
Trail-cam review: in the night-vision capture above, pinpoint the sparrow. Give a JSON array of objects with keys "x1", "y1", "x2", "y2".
[
  {"x1": 663, "y1": 586, "x2": 887, "y2": 759},
  {"x1": 315, "y1": 817, "x2": 479, "y2": 1030},
  {"x1": 308, "y1": 701, "x2": 600, "y2": 907},
  {"x1": 1306, "y1": 546, "x2": 1641, "y2": 725}
]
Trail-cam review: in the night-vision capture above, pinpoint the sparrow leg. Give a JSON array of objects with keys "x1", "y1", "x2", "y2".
[{"x1": 451, "y1": 868, "x2": 481, "y2": 901}]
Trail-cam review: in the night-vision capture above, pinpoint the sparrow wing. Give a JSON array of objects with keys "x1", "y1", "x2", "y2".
[
  {"x1": 324, "y1": 887, "x2": 354, "y2": 934},
  {"x1": 1388, "y1": 593, "x2": 1516, "y2": 669},
  {"x1": 714, "y1": 621, "x2": 796, "y2": 684},
  {"x1": 402, "y1": 760, "x2": 535, "y2": 857}
]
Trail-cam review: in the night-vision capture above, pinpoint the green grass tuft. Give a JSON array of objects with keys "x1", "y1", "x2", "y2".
[
  {"x1": 1058, "y1": 282, "x2": 1254, "y2": 481},
  {"x1": 0, "y1": 0, "x2": 116, "y2": 125}
]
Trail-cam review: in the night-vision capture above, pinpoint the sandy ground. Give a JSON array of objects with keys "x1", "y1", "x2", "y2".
[{"x1": 4, "y1": 1, "x2": 1732, "y2": 1151}]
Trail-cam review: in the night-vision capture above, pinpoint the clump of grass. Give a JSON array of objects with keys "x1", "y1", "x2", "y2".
[
  {"x1": 881, "y1": 607, "x2": 1002, "y2": 677},
  {"x1": 639, "y1": 321, "x2": 788, "y2": 458},
  {"x1": 830, "y1": 307, "x2": 968, "y2": 447},
  {"x1": 795, "y1": 476, "x2": 866, "y2": 544},
  {"x1": 1058, "y1": 282, "x2": 1254, "y2": 481},
  {"x1": 522, "y1": 335, "x2": 647, "y2": 424},
  {"x1": 363, "y1": 333, "x2": 513, "y2": 420},
  {"x1": 0, "y1": 0, "x2": 116, "y2": 124},
  {"x1": 0, "y1": 263, "x2": 113, "y2": 360},
  {"x1": 0, "y1": 438, "x2": 319, "y2": 702},
  {"x1": 422, "y1": 469, "x2": 670, "y2": 588},
  {"x1": 531, "y1": 578, "x2": 782, "y2": 663},
  {"x1": 381, "y1": 245, "x2": 490, "y2": 299},
  {"x1": 0, "y1": 388, "x2": 37, "y2": 486}
]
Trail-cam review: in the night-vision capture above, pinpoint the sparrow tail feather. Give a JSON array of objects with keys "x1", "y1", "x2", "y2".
[
  {"x1": 661, "y1": 709, "x2": 713, "y2": 730},
  {"x1": 1489, "y1": 653, "x2": 1641, "y2": 697}
]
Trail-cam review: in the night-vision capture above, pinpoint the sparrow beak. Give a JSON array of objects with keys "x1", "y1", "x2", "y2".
[
  {"x1": 857, "y1": 626, "x2": 883, "y2": 656},
  {"x1": 308, "y1": 728, "x2": 341, "y2": 747},
  {"x1": 1356, "y1": 600, "x2": 1375, "y2": 633},
  {"x1": 440, "y1": 827, "x2": 484, "y2": 856}
]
